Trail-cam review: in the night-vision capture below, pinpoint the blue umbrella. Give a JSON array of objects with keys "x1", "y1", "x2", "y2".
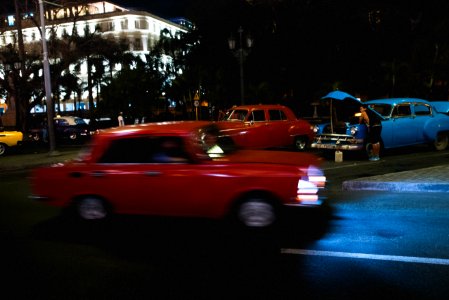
[
  {"x1": 320, "y1": 91, "x2": 360, "y2": 133},
  {"x1": 321, "y1": 90, "x2": 359, "y2": 101}
]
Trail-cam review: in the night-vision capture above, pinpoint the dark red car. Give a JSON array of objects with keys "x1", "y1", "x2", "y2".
[
  {"x1": 30, "y1": 121, "x2": 326, "y2": 229},
  {"x1": 217, "y1": 104, "x2": 314, "y2": 151}
]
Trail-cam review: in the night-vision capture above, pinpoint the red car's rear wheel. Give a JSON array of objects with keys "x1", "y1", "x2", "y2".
[{"x1": 76, "y1": 196, "x2": 109, "y2": 220}]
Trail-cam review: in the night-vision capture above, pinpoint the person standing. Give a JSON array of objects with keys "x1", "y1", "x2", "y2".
[
  {"x1": 118, "y1": 112, "x2": 125, "y2": 127},
  {"x1": 360, "y1": 104, "x2": 382, "y2": 161},
  {"x1": 42, "y1": 117, "x2": 48, "y2": 142}
]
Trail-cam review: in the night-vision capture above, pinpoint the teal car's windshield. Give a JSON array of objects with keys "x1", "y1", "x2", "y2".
[{"x1": 369, "y1": 104, "x2": 393, "y2": 117}]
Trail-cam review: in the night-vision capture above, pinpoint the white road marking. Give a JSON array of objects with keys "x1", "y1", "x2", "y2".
[{"x1": 281, "y1": 249, "x2": 449, "y2": 266}]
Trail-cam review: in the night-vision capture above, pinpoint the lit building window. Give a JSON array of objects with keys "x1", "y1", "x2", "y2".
[{"x1": 7, "y1": 15, "x2": 15, "y2": 26}]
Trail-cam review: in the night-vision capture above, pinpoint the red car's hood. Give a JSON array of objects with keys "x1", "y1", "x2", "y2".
[
  {"x1": 215, "y1": 121, "x2": 250, "y2": 130},
  {"x1": 218, "y1": 149, "x2": 323, "y2": 167}
]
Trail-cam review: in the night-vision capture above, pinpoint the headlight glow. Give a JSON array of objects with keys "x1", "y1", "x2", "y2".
[{"x1": 296, "y1": 166, "x2": 326, "y2": 204}]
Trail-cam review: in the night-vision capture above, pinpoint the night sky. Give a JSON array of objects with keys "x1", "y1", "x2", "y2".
[
  {"x1": 0, "y1": 1, "x2": 191, "y2": 19},
  {"x1": 112, "y1": 0, "x2": 191, "y2": 18}
]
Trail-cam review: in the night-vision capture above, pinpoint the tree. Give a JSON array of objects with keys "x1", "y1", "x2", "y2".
[{"x1": 100, "y1": 54, "x2": 165, "y2": 120}]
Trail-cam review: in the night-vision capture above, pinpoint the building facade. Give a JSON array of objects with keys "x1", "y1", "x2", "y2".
[{"x1": 0, "y1": 1, "x2": 188, "y2": 126}]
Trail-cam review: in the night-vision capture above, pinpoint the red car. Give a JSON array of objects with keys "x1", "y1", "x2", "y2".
[
  {"x1": 217, "y1": 104, "x2": 314, "y2": 151},
  {"x1": 30, "y1": 121, "x2": 326, "y2": 229}
]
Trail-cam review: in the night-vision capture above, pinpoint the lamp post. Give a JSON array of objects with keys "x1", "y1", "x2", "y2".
[
  {"x1": 39, "y1": 0, "x2": 56, "y2": 154},
  {"x1": 228, "y1": 26, "x2": 253, "y2": 105}
]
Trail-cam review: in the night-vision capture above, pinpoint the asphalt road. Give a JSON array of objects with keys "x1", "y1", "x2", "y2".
[{"x1": 2, "y1": 145, "x2": 449, "y2": 299}]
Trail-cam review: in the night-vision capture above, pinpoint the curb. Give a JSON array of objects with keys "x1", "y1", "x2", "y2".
[
  {"x1": 341, "y1": 164, "x2": 449, "y2": 192},
  {"x1": 342, "y1": 181, "x2": 449, "y2": 192}
]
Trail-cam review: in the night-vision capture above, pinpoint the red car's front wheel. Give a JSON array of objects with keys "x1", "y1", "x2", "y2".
[{"x1": 235, "y1": 198, "x2": 278, "y2": 228}]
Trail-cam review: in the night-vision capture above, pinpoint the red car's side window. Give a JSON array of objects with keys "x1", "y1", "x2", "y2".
[
  {"x1": 98, "y1": 136, "x2": 189, "y2": 164},
  {"x1": 248, "y1": 110, "x2": 266, "y2": 122},
  {"x1": 98, "y1": 137, "x2": 154, "y2": 163},
  {"x1": 228, "y1": 110, "x2": 247, "y2": 121},
  {"x1": 269, "y1": 110, "x2": 287, "y2": 121}
]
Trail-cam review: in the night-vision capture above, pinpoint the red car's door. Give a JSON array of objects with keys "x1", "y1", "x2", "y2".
[
  {"x1": 86, "y1": 162, "x2": 229, "y2": 218},
  {"x1": 266, "y1": 109, "x2": 293, "y2": 147},
  {"x1": 244, "y1": 109, "x2": 273, "y2": 148},
  {"x1": 87, "y1": 135, "x2": 221, "y2": 217}
]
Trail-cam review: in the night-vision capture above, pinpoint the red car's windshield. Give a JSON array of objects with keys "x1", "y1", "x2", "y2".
[{"x1": 224, "y1": 109, "x2": 248, "y2": 121}]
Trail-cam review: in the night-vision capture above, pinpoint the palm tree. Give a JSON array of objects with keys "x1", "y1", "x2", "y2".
[{"x1": 62, "y1": 25, "x2": 129, "y2": 119}]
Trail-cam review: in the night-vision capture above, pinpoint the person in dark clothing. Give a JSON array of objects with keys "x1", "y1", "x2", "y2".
[{"x1": 360, "y1": 104, "x2": 382, "y2": 161}]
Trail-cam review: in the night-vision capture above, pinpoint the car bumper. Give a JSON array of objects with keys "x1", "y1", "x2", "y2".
[
  {"x1": 29, "y1": 194, "x2": 49, "y2": 201},
  {"x1": 284, "y1": 196, "x2": 326, "y2": 207},
  {"x1": 311, "y1": 135, "x2": 364, "y2": 151}
]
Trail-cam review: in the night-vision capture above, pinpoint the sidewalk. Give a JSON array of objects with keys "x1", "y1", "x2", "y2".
[
  {"x1": 0, "y1": 148, "x2": 80, "y2": 172},
  {"x1": 342, "y1": 164, "x2": 449, "y2": 192}
]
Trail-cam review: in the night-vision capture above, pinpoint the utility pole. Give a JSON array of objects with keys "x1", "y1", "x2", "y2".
[
  {"x1": 13, "y1": 0, "x2": 26, "y2": 132},
  {"x1": 39, "y1": 0, "x2": 56, "y2": 154}
]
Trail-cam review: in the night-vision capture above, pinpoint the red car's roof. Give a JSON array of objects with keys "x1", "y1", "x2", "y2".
[
  {"x1": 229, "y1": 104, "x2": 288, "y2": 110},
  {"x1": 98, "y1": 121, "x2": 213, "y2": 136}
]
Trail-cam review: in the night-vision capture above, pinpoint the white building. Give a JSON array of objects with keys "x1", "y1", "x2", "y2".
[{"x1": 0, "y1": 1, "x2": 188, "y2": 114}]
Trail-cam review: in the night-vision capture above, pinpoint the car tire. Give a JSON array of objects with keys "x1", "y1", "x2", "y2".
[
  {"x1": 31, "y1": 133, "x2": 40, "y2": 142},
  {"x1": 434, "y1": 132, "x2": 449, "y2": 151},
  {"x1": 234, "y1": 197, "x2": 278, "y2": 228},
  {"x1": 294, "y1": 136, "x2": 308, "y2": 151},
  {"x1": 365, "y1": 142, "x2": 373, "y2": 158},
  {"x1": 76, "y1": 196, "x2": 109, "y2": 220},
  {"x1": 69, "y1": 133, "x2": 78, "y2": 140},
  {"x1": 365, "y1": 140, "x2": 384, "y2": 158},
  {"x1": 0, "y1": 143, "x2": 6, "y2": 156}
]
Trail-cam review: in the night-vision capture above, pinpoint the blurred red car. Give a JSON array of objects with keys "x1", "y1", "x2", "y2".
[
  {"x1": 30, "y1": 121, "x2": 326, "y2": 229},
  {"x1": 217, "y1": 104, "x2": 314, "y2": 151}
]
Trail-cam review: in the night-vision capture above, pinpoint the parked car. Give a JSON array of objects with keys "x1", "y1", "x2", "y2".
[
  {"x1": 54, "y1": 116, "x2": 92, "y2": 142},
  {"x1": 28, "y1": 115, "x2": 92, "y2": 143},
  {"x1": 217, "y1": 104, "x2": 314, "y2": 151},
  {"x1": 311, "y1": 91, "x2": 449, "y2": 154},
  {"x1": 431, "y1": 101, "x2": 449, "y2": 115},
  {"x1": 30, "y1": 121, "x2": 326, "y2": 229},
  {"x1": 0, "y1": 129, "x2": 23, "y2": 156},
  {"x1": 88, "y1": 117, "x2": 116, "y2": 131}
]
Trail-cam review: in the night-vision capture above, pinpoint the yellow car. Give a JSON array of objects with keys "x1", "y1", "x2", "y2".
[{"x1": 0, "y1": 130, "x2": 23, "y2": 156}]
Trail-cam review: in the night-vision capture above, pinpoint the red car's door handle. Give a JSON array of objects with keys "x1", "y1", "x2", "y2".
[
  {"x1": 90, "y1": 171, "x2": 105, "y2": 177},
  {"x1": 145, "y1": 171, "x2": 162, "y2": 176}
]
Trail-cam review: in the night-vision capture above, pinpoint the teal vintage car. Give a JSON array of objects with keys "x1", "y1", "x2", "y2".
[
  {"x1": 431, "y1": 101, "x2": 449, "y2": 115},
  {"x1": 311, "y1": 91, "x2": 449, "y2": 154}
]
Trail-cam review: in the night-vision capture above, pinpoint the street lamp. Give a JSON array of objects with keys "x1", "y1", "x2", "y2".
[{"x1": 228, "y1": 26, "x2": 253, "y2": 105}]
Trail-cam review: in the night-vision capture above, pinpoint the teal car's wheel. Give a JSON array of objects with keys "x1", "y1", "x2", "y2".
[
  {"x1": 365, "y1": 143, "x2": 373, "y2": 158},
  {"x1": 434, "y1": 132, "x2": 449, "y2": 151}
]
